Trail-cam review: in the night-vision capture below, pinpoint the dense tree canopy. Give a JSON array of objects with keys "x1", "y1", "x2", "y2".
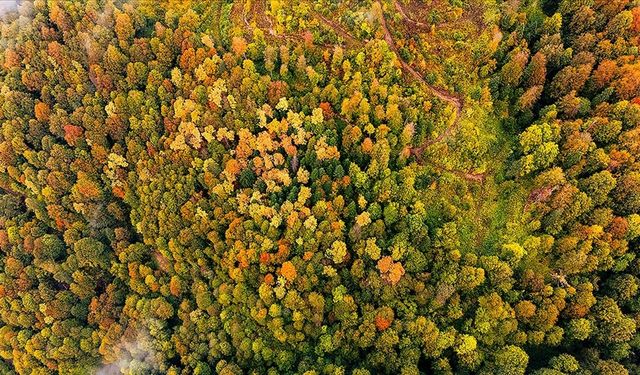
[{"x1": 0, "y1": 0, "x2": 640, "y2": 374}]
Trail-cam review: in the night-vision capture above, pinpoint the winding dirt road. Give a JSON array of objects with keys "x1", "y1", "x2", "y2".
[
  {"x1": 394, "y1": 0, "x2": 430, "y2": 30},
  {"x1": 372, "y1": 2, "x2": 463, "y2": 158}
]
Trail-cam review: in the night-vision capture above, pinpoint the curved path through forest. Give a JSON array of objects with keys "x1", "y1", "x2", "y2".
[
  {"x1": 251, "y1": 1, "x2": 480, "y2": 182},
  {"x1": 373, "y1": 2, "x2": 463, "y2": 155},
  {"x1": 373, "y1": 3, "x2": 486, "y2": 183},
  {"x1": 393, "y1": 0, "x2": 430, "y2": 29}
]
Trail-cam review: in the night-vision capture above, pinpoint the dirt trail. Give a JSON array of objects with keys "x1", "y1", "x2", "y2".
[
  {"x1": 376, "y1": 2, "x2": 461, "y2": 112},
  {"x1": 374, "y1": 2, "x2": 463, "y2": 157},
  {"x1": 375, "y1": 3, "x2": 488, "y2": 184},
  {"x1": 462, "y1": 172, "x2": 486, "y2": 183},
  {"x1": 394, "y1": 0, "x2": 430, "y2": 29},
  {"x1": 429, "y1": 164, "x2": 485, "y2": 183}
]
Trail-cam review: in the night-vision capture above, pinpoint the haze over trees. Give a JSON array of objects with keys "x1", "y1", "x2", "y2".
[{"x1": 1, "y1": 0, "x2": 640, "y2": 374}]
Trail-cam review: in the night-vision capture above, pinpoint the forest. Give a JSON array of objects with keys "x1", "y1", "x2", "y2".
[{"x1": 1, "y1": 0, "x2": 640, "y2": 374}]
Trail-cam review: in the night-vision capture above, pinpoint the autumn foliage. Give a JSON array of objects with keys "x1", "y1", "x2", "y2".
[{"x1": 0, "y1": 1, "x2": 640, "y2": 375}]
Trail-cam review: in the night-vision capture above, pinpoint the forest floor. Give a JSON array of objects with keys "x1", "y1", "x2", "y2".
[{"x1": 393, "y1": 0, "x2": 430, "y2": 30}]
